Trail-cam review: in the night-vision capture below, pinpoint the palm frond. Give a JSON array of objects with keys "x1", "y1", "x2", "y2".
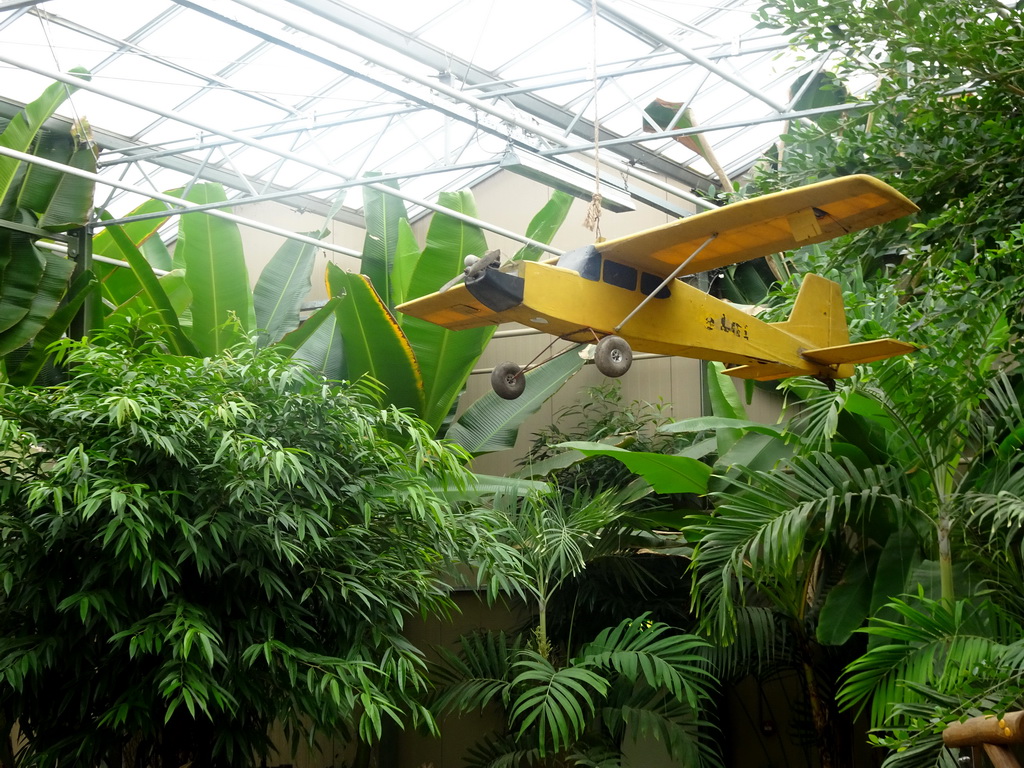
[
  {"x1": 704, "y1": 605, "x2": 790, "y2": 679},
  {"x1": 464, "y1": 732, "x2": 545, "y2": 768},
  {"x1": 838, "y1": 596, "x2": 1023, "y2": 728},
  {"x1": 610, "y1": 686, "x2": 721, "y2": 768},
  {"x1": 509, "y1": 651, "x2": 609, "y2": 757},
  {"x1": 688, "y1": 450, "x2": 916, "y2": 635},
  {"x1": 577, "y1": 615, "x2": 712, "y2": 709},
  {"x1": 429, "y1": 631, "x2": 521, "y2": 716}
]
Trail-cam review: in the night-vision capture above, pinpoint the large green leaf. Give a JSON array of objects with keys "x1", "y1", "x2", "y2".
[
  {"x1": 660, "y1": 415, "x2": 784, "y2": 438},
  {"x1": 717, "y1": 431, "x2": 792, "y2": 474},
  {"x1": 7, "y1": 270, "x2": 95, "y2": 385},
  {"x1": 94, "y1": 200, "x2": 177, "y2": 308},
  {"x1": 93, "y1": 197, "x2": 174, "y2": 266},
  {"x1": 176, "y1": 184, "x2": 253, "y2": 355},
  {"x1": 817, "y1": 547, "x2": 880, "y2": 645},
  {"x1": 15, "y1": 130, "x2": 96, "y2": 231},
  {"x1": 278, "y1": 297, "x2": 344, "y2": 379},
  {"x1": 390, "y1": 220, "x2": 420, "y2": 309},
  {"x1": 106, "y1": 269, "x2": 191, "y2": 325},
  {"x1": 326, "y1": 264, "x2": 424, "y2": 414},
  {"x1": 405, "y1": 191, "x2": 488, "y2": 301},
  {"x1": 360, "y1": 178, "x2": 409, "y2": 307},
  {"x1": 559, "y1": 441, "x2": 712, "y2": 494},
  {"x1": 400, "y1": 191, "x2": 492, "y2": 430},
  {"x1": 100, "y1": 217, "x2": 197, "y2": 357},
  {"x1": 0, "y1": 68, "x2": 89, "y2": 210},
  {"x1": 706, "y1": 361, "x2": 747, "y2": 456},
  {"x1": 0, "y1": 222, "x2": 43, "y2": 333},
  {"x1": 866, "y1": 529, "x2": 923, "y2": 649},
  {"x1": 510, "y1": 191, "x2": 573, "y2": 263},
  {"x1": 446, "y1": 348, "x2": 586, "y2": 454},
  {"x1": 253, "y1": 232, "x2": 319, "y2": 347},
  {"x1": 0, "y1": 251, "x2": 75, "y2": 356}
]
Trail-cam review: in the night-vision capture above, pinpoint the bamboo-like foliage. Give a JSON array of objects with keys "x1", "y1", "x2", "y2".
[{"x1": 0, "y1": 323, "x2": 472, "y2": 766}]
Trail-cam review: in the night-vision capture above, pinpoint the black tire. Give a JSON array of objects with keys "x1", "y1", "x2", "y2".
[
  {"x1": 594, "y1": 335, "x2": 632, "y2": 378},
  {"x1": 491, "y1": 361, "x2": 526, "y2": 400}
]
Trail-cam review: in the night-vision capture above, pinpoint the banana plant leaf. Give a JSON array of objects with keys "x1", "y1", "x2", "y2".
[
  {"x1": 716, "y1": 432, "x2": 793, "y2": 474},
  {"x1": 94, "y1": 197, "x2": 178, "y2": 307},
  {"x1": 7, "y1": 269, "x2": 96, "y2": 385},
  {"x1": 698, "y1": 361, "x2": 750, "y2": 456},
  {"x1": 400, "y1": 191, "x2": 491, "y2": 430},
  {"x1": 643, "y1": 99, "x2": 730, "y2": 187},
  {"x1": 0, "y1": 222, "x2": 43, "y2": 333},
  {"x1": 253, "y1": 231, "x2": 319, "y2": 347},
  {"x1": 359, "y1": 177, "x2": 409, "y2": 308},
  {"x1": 446, "y1": 347, "x2": 586, "y2": 455},
  {"x1": 100, "y1": 218, "x2": 197, "y2": 356},
  {"x1": 0, "y1": 68, "x2": 89, "y2": 210},
  {"x1": 390, "y1": 220, "x2": 420, "y2": 309},
  {"x1": 558, "y1": 441, "x2": 712, "y2": 495},
  {"x1": 0, "y1": 250, "x2": 75, "y2": 357},
  {"x1": 510, "y1": 191, "x2": 573, "y2": 263},
  {"x1": 326, "y1": 264, "x2": 424, "y2": 414},
  {"x1": 433, "y1": 473, "x2": 551, "y2": 502},
  {"x1": 278, "y1": 297, "x2": 344, "y2": 379},
  {"x1": 405, "y1": 191, "x2": 488, "y2": 301},
  {"x1": 14, "y1": 130, "x2": 97, "y2": 231},
  {"x1": 865, "y1": 529, "x2": 923, "y2": 650},
  {"x1": 106, "y1": 269, "x2": 191, "y2": 325},
  {"x1": 816, "y1": 547, "x2": 881, "y2": 646},
  {"x1": 176, "y1": 184, "x2": 253, "y2": 356}
]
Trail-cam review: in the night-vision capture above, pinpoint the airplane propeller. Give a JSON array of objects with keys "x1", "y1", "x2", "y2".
[{"x1": 438, "y1": 249, "x2": 501, "y2": 292}]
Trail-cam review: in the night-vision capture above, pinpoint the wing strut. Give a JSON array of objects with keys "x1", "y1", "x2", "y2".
[{"x1": 613, "y1": 233, "x2": 718, "y2": 333}]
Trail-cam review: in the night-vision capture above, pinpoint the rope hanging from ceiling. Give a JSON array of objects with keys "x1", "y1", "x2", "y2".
[{"x1": 582, "y1": 0, "x2": 604, "y2": 240}]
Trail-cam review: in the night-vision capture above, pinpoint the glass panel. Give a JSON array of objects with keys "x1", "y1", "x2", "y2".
[
  {"x1": 603, "y1": 259, "x2": 637, "y2": 291},
  {"x1": 641, "y1": 272, "x2": 670, "y2": 299}
]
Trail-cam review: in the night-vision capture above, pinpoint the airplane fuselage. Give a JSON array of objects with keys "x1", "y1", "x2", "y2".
[{"x1": 465, "y1": 257, "x2": 834, "y2": 379}]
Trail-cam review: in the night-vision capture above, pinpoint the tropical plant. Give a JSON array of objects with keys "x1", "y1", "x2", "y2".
[
  {"x1": 749, "y1": 0, "x2": 1024, "y2": 314},
  {"x1": 96, "y1": 178, "x2": 581, "y2": 453},
  {"x1": 0, "y1": 69, "x2": 97, "y2": 384},
  {"x1": 430, "y1": 485, "x2": 718, "y2": 767},
  {"x1": 90, "y1": 182, "x2": 325, "y2": 359},
  {"x1": 0, "y1": 322, "x2": 473, "y2": 767},
  {"x1": 675, "y1": 265, "x2": 1024, "y2": 768},
  {"x1": 327, "y1": 182, "x2": 579, "y2": 441},
  {"x1": 836, "y1": 594, "x2": 1024, "y2": 768}
]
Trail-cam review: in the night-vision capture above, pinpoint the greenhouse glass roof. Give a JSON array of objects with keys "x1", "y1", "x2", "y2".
[{"x1": 0, "y1": 0, "x2": 863, "y2": 235}]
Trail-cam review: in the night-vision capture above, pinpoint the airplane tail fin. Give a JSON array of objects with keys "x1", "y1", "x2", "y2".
[
  {"x1": 723, "y1": 274, "x2": 915, "y2": 381},
  {"x1": 776, "y1": 273, "x2": 850, "y2": 350}
]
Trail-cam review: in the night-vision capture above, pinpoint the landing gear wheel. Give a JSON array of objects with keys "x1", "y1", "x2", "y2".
[
  {"x1": 594, "y1": 335, "x2": 632, "y2": 378},
  {"x1": 491, "y1": 361, "x2": 526, "y2": 400}
]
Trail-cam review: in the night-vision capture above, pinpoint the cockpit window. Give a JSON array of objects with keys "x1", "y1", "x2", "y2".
[
  {"x1": 603, "y1": 260, "x2": 637, "y2": 290},
  {"x1": 640, "y1": 272, "x2": 671, "y2": 298}
]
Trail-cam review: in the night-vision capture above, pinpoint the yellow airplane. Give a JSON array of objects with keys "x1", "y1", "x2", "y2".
[{"x1": 397, "y1": 175, "x2": 919, "y2": 399}]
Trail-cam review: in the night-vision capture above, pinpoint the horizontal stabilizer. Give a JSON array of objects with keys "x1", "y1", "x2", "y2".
[
  {"x1": 802, "y1": 338, "x2": 917, "y2": 365},
  {"x1": 723, "y1": 363, "x2": 798, "y2": 381}
]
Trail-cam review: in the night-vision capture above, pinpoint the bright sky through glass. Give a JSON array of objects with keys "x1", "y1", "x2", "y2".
[{"x1": 0, "y1": 0, "x2": 849, "y2": 223}]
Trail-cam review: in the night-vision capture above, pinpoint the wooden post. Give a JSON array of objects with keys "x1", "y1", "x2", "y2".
[{"x1": 943, "y1": 712, "x2": 1024, "y2": 768}]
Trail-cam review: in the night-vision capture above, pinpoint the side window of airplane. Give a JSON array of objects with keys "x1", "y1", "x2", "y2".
[
  {"x1": 602, "y1": 260, "x2": 638, "y2": 291},
  {"x1": 640, "y1": 272, "x2": 671, "y2": 299}
]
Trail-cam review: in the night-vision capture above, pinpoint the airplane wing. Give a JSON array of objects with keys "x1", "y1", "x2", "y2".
[
  {"x1": 594, "y1": 175, "x2": 918, "y2": 278},
  {"x1": 395, "y1": 283, "x2": 505, "y2": 330}
]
